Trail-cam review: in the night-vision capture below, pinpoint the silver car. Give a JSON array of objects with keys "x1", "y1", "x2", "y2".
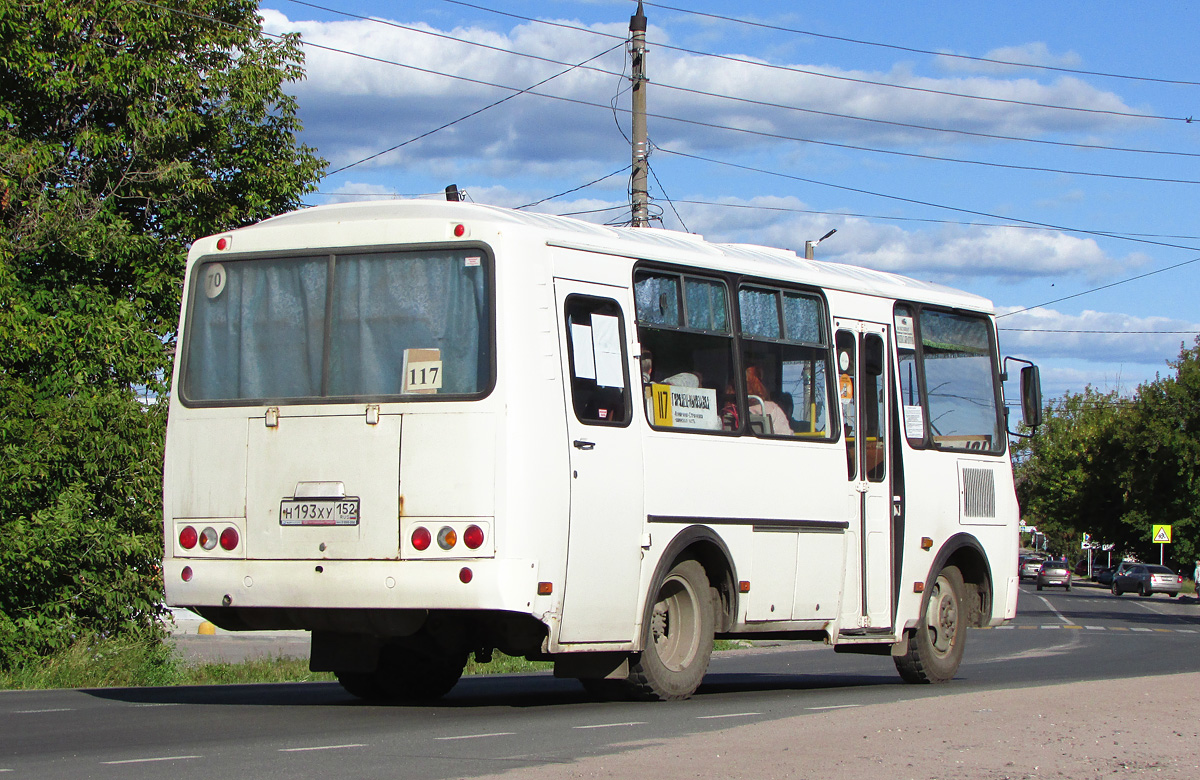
[
  {"x1": 1019, "y1": 556, "x2": 1045, "y2": 581},
  {"x1": 1036, "y1": 560, "x2": 1072, "y2": 591},
  {"x1": 1111, "y1": 564, "x2": 1183, "y2": 597}
]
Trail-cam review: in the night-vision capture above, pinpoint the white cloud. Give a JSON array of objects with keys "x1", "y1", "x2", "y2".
[
  {"x1": 261, "y1": 10, "x2": 1141, "y2": 171},
  {"x1": 935, "y1": 42, "x2": 1084, "y2": 75},
  {"x1": 996, "y1": 307, "x2": 1198, "y2": 366}
]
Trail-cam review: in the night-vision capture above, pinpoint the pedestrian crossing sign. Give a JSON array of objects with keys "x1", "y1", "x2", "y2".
[{"x1": 1152, "y1": 524, "x2": 1172, "y2": 543}]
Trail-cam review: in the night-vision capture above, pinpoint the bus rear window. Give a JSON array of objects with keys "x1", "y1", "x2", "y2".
[{"x1": 181, "y1": 249, "x2": 492, "y2": 404}]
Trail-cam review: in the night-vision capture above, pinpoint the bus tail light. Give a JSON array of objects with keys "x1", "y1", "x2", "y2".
[
  {"x1": 179, "y1": 526, "x2": 198, "y2": 550},
  {"x1": 219, "y1": 527, "x2": 239, "y2": 551},
  {"x1": 464, "y1": 525, "x2": 484, "y2": 550},
  {"x1": 198, "y1": 527, "x2": 219, "y2": 551},
  {"x1": 459, "y1": 567, "x2": 473, "y2": 583},
  {"x1": 181, "y1": 566, "x2": 193, "y2": 582},
  {"x1": 437, "y1": 526, "x2": 457, "y2": 550},
  {"x1": 411, "y1": 526, "x2": 431, "y2": 551}
]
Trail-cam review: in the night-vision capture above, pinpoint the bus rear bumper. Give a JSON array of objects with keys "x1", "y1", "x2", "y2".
[{"x1": 164, "y1": 557, "x2": 543, "y2": 618}]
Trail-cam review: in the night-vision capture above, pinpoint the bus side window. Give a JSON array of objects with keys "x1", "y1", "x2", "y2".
[
  {"x1": 565, "y1": 296, "x2": 631, "y2": 426},
  {"x1": 634, "y1": 271, "x2": 734, "y2": 432}
]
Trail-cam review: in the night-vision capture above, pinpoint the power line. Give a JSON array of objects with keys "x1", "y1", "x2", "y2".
[
  {"x1": 670, "y1": 199, "x2": 1200, "y2": 242},
  {"x1": 289, "y1": 0, "x2": 1200, "y2": 161},
  {"x1": 997, "y1": 255, "x2": 1200, "y2": 317},
  {"x1": 325, "y1": 42, "x2": 623, "y2": 175},
  {"x1": 999, "y1": 329, "x2": 1200, "y2": 334},
  {"x1": 431, "y1": 0, "x2": 1193, "y2": 123},
  {"x1": 642, "y1": 2, "x2": 1200, "y2": 88},
  {"x1": 516, "y1": 165, "x2": 631, "y2": 210},
  {"x1": 653, "y1": 146, "x2": 1200, "y2": 254}
]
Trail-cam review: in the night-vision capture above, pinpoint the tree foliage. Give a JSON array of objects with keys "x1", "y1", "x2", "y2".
[
  {"x1": 1016, "y1": 338, "x2": 1200, "y2": 568},
  {"x1": 0, "y1": 0, "x2": 323, "y2": 666}
]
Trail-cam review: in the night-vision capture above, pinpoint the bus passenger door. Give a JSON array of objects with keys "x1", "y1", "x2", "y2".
[
  {"x1": 553, "y1": 280, "x2": 644, "y2": 643},
  {"x1": 835, "y1": 321, "x2": 893, "y2": 631}
]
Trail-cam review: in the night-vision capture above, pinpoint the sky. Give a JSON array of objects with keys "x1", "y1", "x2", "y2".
[{"x1": 255, "y1": 0, "x2": 1200, "y2": 403}]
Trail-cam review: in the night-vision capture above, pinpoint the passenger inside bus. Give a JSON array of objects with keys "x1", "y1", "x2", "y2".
[{"x1": 745, "y1": 364, "x2": 791, "y2": 436}]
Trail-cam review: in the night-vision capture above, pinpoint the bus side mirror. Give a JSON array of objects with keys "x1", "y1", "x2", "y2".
[{"x1": 1020, "y1": 365, "x2": 1042, "y2": 429}]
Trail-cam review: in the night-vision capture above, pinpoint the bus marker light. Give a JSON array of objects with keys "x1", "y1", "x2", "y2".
[
  {"x1": 437, "y1": 526, "x2": 457, "y2": 550},
  {"x1": 920, "y1": 537, "x2": 934, "y2": 550},
  {"x1": 914, "y1": 582, "x2": 925, "y2": 593},
  {"x1": 216, "y1": 236, "x2": 230, "y2": 250},
  {"x1": 199, "y1": 527, "x2": 218, "y2": 551},
  {"x1": 181, "y1": 566, "x2": 193, "y2": 582},
  {"x1": 459, "y1": 567, "x2": 473, "y2": 584},
  {"x1": 179, "y1": 526, "x2": 198, "y2": 550},
  {"x1": 411, "y1": 527, "x2": 431, "y2": 551},
  {"x1": 537, "y1": 582, "x2": 553, "y2": 595},
  {"x1": 738, "y1": 581, "x2": 751, "y2": 593},
  {"x1": 453, "y1": 224, "x2": 466, "y2": 238},
  {"x1": 219, "y1": 527, "x2": 239, "y2": 551},
  {"x1": 464, "y1": 525, "x2": 484, "y2": 549}
]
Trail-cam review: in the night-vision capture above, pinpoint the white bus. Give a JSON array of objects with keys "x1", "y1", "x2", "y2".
[{"x1": 163, "y1": 200, "x2": 1041, "y2": 701}]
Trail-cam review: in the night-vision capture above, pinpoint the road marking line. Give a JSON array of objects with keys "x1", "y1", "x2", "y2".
[
  {"x1": 279, "y1": 744, "x2": 366, "y2": 753},
  {"x1": 1085, "y1": 626, "x2": 1106, "y2": 630},
  {"x1": 128, "y1": 703, "x2": 182, "y2": 708},
  {"x1": 1179, "y1": 629, "x2": 1197, "y2": 634},
  {"x1": 1155, "y1": 628, "x2": 1174, "y2": 632},
  {"x1": 1063, "y1": 625, "x2": 1082, "y2": 629},
  {"x1": 806, "y1": 704, "x2": 862, "y2": 711},
  {"x1": 1035, "y1": 594, "x2": 1073, "y2": 625},
  {"x1": 1018, "y1": 625, "x2": 1037, "y2": 629},
  {"x1": 1040, "y1": 625, "x2": 1061, "y2": 630},
  {"x1": 697, "y1": 712, "x2": 761, "y2": 719},
  {"x1": 573, "y1": 722, "x2": 647, "y2": 730},
  {"x1": 1130, "y1": 627, "x2": 1153, "y2": 632},
  {"x1": 101, "y1": 756, "x2": 201, "y2": 765},
  {"x1": 14, "y1": 708, "x2": 74, "y2": 714},
  {"x1": 994, "y1": 625, "x2": 1015, "y2": 630},
  {"x1": 435, "y1": 733, "x2": 515, "y2": 741}
]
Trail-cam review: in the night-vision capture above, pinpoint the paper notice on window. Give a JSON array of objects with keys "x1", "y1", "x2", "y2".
[
  {"x1": 895, "y1": 315, "x2": 915, "y2": 349},
  {"x1": 903, "y1": 404, "x2": 925, "y2": 438},
  {"x1": 569, "y1": 323, "x2": 596, "y2": 380},
  {"x1": 590, "y1": 314, "x2": 624, "y2": 389},
  {"x1": 652, "y1": 384, "x2": 720, "y2": 429}
]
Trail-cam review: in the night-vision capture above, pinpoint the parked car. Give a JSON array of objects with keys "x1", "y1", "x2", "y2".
[
  {"x1": 1037, "y1": 560, "x2": 1072, "y2": 591},
  {"x1": 1094, "y1": 565, "x2": 1116, "y2": 586},
  {"x1": 1019, "y1": 556, "x2": 1046, "y2": 581},
  {"x1": 1111, "y1": 564, "x2": 1184, "y2": 597}
]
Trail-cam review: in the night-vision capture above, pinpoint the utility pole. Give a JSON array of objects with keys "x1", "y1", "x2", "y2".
[{"x1": 629, "y1": 1, "x2": 649, "y2": 227}]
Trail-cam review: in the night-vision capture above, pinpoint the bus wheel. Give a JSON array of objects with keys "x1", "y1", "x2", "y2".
[
  {"x1": 894, "y1": 565, "x2": 966, "y2": 684},
  {"x1": 336, "y1": 642, "x2": 467, "y2": 702},
  {"x1": 626, "y1": 559, "x2": 714, "y2": 701}
]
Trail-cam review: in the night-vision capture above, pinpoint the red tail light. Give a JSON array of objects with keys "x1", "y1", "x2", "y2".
[
  {"x1": 219, "y1": 527, "x2": 239, "y2": 551},
  {"x1": 179, "y1": 526, "x2": 198, "y2": 550},
  {"x1": 411, "y1": 526, "x2": 431, "y2": 551},
  {"x1": 464, "y1": 525, "x2": 484, "y2": 549}
]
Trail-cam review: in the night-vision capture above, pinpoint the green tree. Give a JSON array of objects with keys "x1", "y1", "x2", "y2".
[
  {"x1": 0, "y1": 0, "x2": 324, "y2": 666},
  {"x1": 1119, "y1": 338, "x2": 1200, "y2": 568},
  {"x1": 1014, "y1": 387, "x2": 1131, "y2": 559}
]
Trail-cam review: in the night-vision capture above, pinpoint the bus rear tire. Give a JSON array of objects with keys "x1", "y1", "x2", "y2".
[
  {"x1": 336, "y1": 642, "x2": 467, "y2": 702},
  {"x1": 895, "y1": 565, "x2": 966, "y2": 684},
  {"x1": 624, "y1": 559, "x2": 715, "y2": 701}
]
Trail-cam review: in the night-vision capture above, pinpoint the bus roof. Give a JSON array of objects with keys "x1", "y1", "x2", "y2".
[{"x1": 229, "y1": 199, "x2": 994, "y2": 313}]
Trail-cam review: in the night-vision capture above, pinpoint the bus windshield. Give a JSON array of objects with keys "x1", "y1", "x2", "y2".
[{"x1": 181, "y1": 248, "x2": 491, "y2": 404}]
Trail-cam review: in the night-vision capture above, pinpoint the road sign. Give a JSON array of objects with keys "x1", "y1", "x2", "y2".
[{"x1": 1152, "y1": 524, "x2": 1172, "y2": 544}]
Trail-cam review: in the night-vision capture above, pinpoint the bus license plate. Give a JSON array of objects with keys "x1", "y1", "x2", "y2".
[{"x1": 279, "y1": 498, "x2": 360, "y2": 526}]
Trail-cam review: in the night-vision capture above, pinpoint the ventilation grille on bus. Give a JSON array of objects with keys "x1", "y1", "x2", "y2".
[{"x1": 961, "y1": 467, "x2": 997, "y2": 519}]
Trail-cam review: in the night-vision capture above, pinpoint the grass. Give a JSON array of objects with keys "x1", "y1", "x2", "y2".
[{"x1": 1, "y1": 636, "x2": 754, "y2": 691}]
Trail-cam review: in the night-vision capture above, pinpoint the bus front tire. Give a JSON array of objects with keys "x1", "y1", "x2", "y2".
[
  {"x1": 894, "y1": 565, "x2": 966, "y2": 684},
  {"x1": 336, "y1": 642, "x2": 467, "y2": 702},
  {"x1": 625, "y1": 559, "x2": 715, "y2": 701}
]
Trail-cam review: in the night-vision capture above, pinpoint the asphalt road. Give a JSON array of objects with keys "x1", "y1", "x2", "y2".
[{"x1": 3, "y1": 581, "x2": 1198, "y2": 779}]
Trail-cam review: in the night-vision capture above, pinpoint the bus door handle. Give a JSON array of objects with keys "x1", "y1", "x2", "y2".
[{"x1": 573, "y1": 439, "x2": 596, "y2": 450}]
